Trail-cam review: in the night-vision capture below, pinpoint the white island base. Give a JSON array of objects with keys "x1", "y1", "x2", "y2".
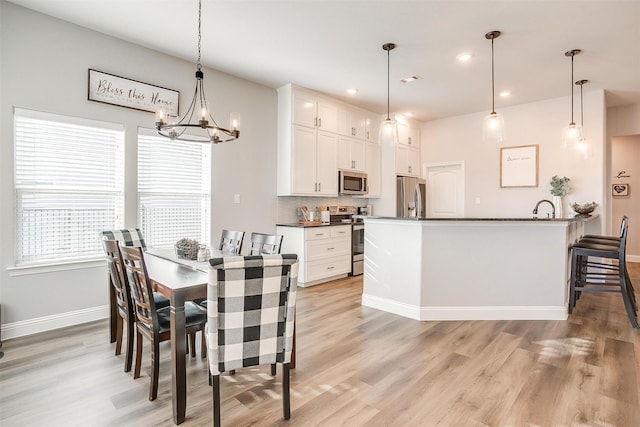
[{"x1": 362, "y1": 217, "x2": 585, "y2": 321}]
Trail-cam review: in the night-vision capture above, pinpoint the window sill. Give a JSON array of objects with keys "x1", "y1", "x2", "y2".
[{"x1": 7, "y1": 258, "x2": 106, "y2": 277}]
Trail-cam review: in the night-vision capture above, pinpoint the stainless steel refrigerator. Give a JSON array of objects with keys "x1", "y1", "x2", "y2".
[{"x1": 397, "y1": 176, "x2": 426, "y2": 218}]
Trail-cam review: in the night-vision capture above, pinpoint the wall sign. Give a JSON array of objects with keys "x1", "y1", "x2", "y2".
[
  {"x1": 500, "y1": 144, "x2": 539, "y2": 188},
  {"x1": 87, "y1": 69, "x2": 179, "y2": 115},
  {"x1": 612, "y1": 183, "x2": 629, "y2": 196}
]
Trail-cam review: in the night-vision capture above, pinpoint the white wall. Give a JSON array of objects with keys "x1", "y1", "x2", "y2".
[
  {"x1": 420, "y1": 91, "x2": 606, "y2": 235},
  {"x1": 611, "y1": 135, "x2": 640, "y2": 259},
  {"x1": 0, "y1": 2, "x2": 277, "y2": 337}
]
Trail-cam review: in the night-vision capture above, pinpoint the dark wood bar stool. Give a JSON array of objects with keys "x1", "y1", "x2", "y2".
[{"x1": 568, "y1": 221, "x2": 638, "y2": 328}]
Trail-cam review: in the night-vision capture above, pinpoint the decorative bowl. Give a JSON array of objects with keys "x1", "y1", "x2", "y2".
[{"x1": 570, "y1": 202, "x2": 598, "y2": 217}]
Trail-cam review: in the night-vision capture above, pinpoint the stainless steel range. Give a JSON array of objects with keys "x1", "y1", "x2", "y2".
[{"x1": 328, "y1": 206, "x2": 364, "y2": 276}]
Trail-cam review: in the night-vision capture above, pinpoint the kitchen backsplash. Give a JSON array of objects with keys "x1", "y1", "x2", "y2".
[{"x1": 277, "y1": 196, "x2": 369, "y2": 224}]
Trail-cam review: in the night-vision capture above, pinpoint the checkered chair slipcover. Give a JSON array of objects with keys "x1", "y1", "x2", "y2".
[
  {"x1": 101, "y1": 228, "x2": 146, "y2": 248},
  {"x1": 206, "y1": 254, "x2": 298, "y2": 425}
]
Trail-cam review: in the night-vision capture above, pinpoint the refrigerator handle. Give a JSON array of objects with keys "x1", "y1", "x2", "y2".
[{"x1": 415, "y1": 183, "x2": 423, "y2": 218}]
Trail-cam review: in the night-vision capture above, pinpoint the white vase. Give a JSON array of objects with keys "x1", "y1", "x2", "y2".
[{"x1": 552, "y1": 196, "x2": 563, "y2": 218}]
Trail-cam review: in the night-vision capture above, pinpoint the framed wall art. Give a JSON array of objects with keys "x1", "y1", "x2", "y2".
[
  {"x1": 88, "y1": 69, "x2": 179, "y2": 115},
  {"x1": 612, "y1": 183, "x2": 629, "y2": 196},
  {"x1": 500, "y1": 144, "x2": 539, "y2": 188}
]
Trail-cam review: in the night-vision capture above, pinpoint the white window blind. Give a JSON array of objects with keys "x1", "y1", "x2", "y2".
[
  {"x1": 14, "y1": 108, "x2": 124, "y2": 265},
  {"x1": 138, "y1": 130, "x2": 211, "y2": 248}
]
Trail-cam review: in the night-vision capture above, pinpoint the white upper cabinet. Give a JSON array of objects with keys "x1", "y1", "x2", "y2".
[
  {"x1": 397, "y1": 116, "x2": 420, "y2": 148},
  {"x1": 364, "y1": 114, "x2": 379, "y2": 143},
  {"x1": 394, "y1": 114, "x2": 421, "y2": 177},
  {"x1": 338, "y1": 106, "x2": 366, "y2": 139},
  {"x1": 293, "y1": 89, "x2": 338, "y2": 132},
  {"x1": 337, "y1": 136, "x2": 365, "y2": 172}
]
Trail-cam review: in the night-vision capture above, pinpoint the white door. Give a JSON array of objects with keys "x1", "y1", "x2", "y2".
[{"x1": 426, "y1": 162, "x2": 464, "y2": 218}]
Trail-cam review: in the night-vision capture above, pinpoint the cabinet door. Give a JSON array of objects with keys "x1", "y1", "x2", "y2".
[
  {"x1": 408, "y1": 124, "x2": 420, "y2": 148},
  {"x1": 316, "y1": 131, "x2": 338, "y2": 195},
  {"x1": 293, "y1": 91, "x2": 318, "y2": 128},
  {"x1": 365, "y1": 114, "x2": 379, "y2": 143},
  {"x1": 407, "y1": 147, "x2": 421, "y2": 177},
  {"x1": 337, "y1": 107, "x2": 353, "y2": 137},
  {"x1": 291, "y1": 125, "x2": 318, "y2": 194},
  {"x1": 351, "y1": 138, "x2": 365, "y2": 171},
  {"x1": 351, "y1": 109, "x2": 367, "y2": 139},
  {"x1": 365, "y1": 142, "x2": 381, "y2": 197},
  {"x1": 396, "y1": 145, "x2": 409, "y2": 175},
  {"x1": 317, "y1": 100, "x2": 338, "y2": 133},
  {"x1": 337, "y1": 136, "x2": 352, "y2": 170}
]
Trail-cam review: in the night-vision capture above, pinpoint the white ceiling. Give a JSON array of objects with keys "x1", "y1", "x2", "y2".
[{"x1": 8, "y1": 0, "x2": 640, "y2": 121}]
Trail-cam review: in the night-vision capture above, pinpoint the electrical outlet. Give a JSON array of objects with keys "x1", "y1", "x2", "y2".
[
  {"x1": 233, "y1": 194, "x2": 240, "y2": 204},
  {"x1": 475, "y1": 197, "x2": 481, "y2": 204}
]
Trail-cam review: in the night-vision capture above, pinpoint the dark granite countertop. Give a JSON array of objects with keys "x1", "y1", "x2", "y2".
[{"x1": 364, "y1": 214, "x2": 598, "y2": 223}]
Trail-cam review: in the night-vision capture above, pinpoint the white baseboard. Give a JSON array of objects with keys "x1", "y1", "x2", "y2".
[
  {"x1": 361, "y1": 294, "x2": 568, "y2": 321},
  {"x1": 1, "y1": 305, "x2": 110, "y2": 340},
  {"x1": 628, "y1": 254, "x2": 640, "y2": 263}
]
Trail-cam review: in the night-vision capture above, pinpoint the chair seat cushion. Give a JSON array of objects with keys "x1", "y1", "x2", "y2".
[
  {"x1": 153, "y1": 293, "x2": 170, "y2": 309},
  {"x1": 156, "y1": 301, "x2": 207, "y2": 334}
]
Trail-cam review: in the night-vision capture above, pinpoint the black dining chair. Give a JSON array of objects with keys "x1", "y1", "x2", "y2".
[
  {"x1": 119, "y1": 245, "x2": 208, "y2": 400},
  {"x1": 205, "y1": 254, "x2": 299, "y2": 426}
]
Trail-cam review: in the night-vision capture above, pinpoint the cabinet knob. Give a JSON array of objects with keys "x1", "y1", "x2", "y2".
[
  {"x1": 408, "y1": 137, "x2": 412, "y2": 144},
  {"x1": 318, "y1": 117, "x2": 322, "y2": 128}
]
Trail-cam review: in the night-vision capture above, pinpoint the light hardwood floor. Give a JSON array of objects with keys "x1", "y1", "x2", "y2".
[{"x1": 1, "y1": 264, "x2": 639, "y2": 426}]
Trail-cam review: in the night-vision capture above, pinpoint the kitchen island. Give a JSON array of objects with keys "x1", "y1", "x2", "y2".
[{"x1": 362, "y1": 216, "x2": 593, "y2": 321}]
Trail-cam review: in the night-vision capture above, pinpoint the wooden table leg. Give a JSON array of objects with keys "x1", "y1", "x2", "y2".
[
  {"x1": 109, "y1": 277, "x2": 117, "y2": 343},
  {"x1": 170, "y1": 293, "x2": 187, "y2": 424}
]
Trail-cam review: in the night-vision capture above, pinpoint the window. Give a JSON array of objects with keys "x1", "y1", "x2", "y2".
[
  {"x1": 14, "y1": 108, "x2": 124, "y2": 265},
  {"x1": 137, "y1": 129, "x2": 211, "y2": 248}
]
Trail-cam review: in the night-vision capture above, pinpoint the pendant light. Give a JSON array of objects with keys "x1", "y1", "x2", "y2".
[
  {"x1": 154, "y1": 0, "x2": 240, "y2": 144},
  {"x1": 482, "y1": 30, "x2": 506, "y2": 143},
  {"x1": 380, "y1": 42, "x2": 399, "y2": 146},
  {"x1": 575, "y1": 79, "x2": 592, "y2": 159},
  {"x1": 561, "y1": 49, "x2": 582, "y2": 148}
]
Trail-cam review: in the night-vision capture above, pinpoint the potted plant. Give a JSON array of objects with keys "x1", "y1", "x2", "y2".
[{"x1": 550, "y1": 175, "x2": 570, "y2": 217}]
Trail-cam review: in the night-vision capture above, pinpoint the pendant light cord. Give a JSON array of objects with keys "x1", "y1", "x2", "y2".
[
  {"x1": 491, "y1": 37, "x2": 495, "y2": 114},
  {"x1": 197, "y1": 0, "x2": 202, "y2": 70},
  {"x1": 386, "y1": 47, "x2": 390, "y2": 120},
  {"x1": 579, "y1": 80, "x2": 583, "y2": 126},
  {"x1": 570, "y1": 53, "x2": 574, "y2": 123}
]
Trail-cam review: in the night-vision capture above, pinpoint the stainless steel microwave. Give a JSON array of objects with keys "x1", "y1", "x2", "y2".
[{"x1": 339, "y1": 170, "x2": 368, "y2": 195}]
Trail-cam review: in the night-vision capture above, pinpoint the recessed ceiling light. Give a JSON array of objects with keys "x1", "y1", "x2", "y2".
[
  {"x1": 499, "y1": 91, "x2": 511, "y2": 98},
  {"x1": 457, "y1": 52, "x2": 473, "y2": 62},
  {"x1": 347, "y1": 88, "x2": 358, "y2": 95},
  {"x1": 404, "y1": 112, "x2": 414, "y2": 117},
  {"x1": 400, "y1": 75, "x2": 421, "y2": 83}
]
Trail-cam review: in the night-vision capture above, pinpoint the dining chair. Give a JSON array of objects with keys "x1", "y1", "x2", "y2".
[
  {"x1": 102, "y1": 239, "x2": 135, "y2": 372},
  {"x1": 101, "y1": 228, "x2": 170, "y2": 310},
  {"x1": 119, "y1": 245, "x2": 208, "y2": 401},
  {"x1": 248, "y1": 232, "x2": 284, "y2": 255},
  {"x1": 218, "y1": 229, "x2": 245, "y2": 255},
  {"x1": 206, "y1": 254, "x2": 298, "y2": 426}
]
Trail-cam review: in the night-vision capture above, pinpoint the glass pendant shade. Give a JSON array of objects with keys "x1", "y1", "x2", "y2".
[
  {"x1": 379, "y1": 117, "x2": 398, "y2": 146},
  {"x1": 482, "y1": 111, "x2": 506, "y2": 143},
  {"x1": 561, "y1": 121, "x2": 584, "y2": 149},
  {"x1": 575, "y1": 137, "x2": 592, "y2": 160}
]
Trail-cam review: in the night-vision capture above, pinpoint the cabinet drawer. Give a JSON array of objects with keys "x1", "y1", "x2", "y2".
[
  {"x1": 330, "y1": 225, "x2": 351, "y2": 238},
  {"x1": 306, "y1": 255, "x2": 351, "y2": 282},
  {"x1": 306, "y1": 237, "x2": 350, "y2": 260},
  {"x1": 305, "y1": 228, "x2": 331, "y2": 241}
]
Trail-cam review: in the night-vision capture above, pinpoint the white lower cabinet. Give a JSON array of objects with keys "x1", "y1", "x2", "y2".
[{"x1": 276, "y1": 225, "x2": 351, "y2": 287}]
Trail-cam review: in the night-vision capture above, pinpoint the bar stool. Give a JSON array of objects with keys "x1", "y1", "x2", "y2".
[{"x1": 568, "y1": 221, "x2": 638, "y2": 328}]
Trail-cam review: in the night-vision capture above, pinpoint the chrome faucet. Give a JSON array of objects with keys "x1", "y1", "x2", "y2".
[{"x1": 533, "y1": 199, "x2": 556, "y2": 218}]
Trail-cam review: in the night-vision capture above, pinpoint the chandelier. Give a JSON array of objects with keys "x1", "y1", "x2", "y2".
[{"x1": 154, "y1": 0, "x2": 240, "y2": 144}]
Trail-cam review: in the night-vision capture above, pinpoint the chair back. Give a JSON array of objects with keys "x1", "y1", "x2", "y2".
[
  {"x1": 218, "y1": 229, "x2": 244, "y2": 255},
  {"x1": 102, "y1": 228, "x2": 147, "y2": 249},
  {"x1": 102, "y1": 239, "x2": 131, "y2": 315},
  {"x1": 248, "y1": 232, "x2": 283, "y2": 255},
  {"x1": 206, "y1": 254, "x2": 298, "y2": 375},
  {"x1": 119, "y1": 245, "x2": 156, "y2": 334},
  {"x1": 619, "y1": 215, "x2": 628, "y2": 237}
]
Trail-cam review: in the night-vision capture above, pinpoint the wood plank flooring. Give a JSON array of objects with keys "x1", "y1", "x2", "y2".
[{"x1": 1, "y1": 263, "x2": 639, "y2": 426}]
